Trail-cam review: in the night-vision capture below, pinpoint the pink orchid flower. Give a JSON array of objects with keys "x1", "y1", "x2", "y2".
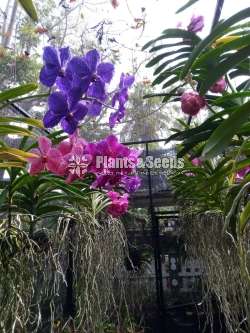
[{"x1": 28, "y1": 136, "x2": 64, "y2": 175}]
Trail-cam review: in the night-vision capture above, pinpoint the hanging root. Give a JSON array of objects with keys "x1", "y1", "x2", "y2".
[
  {"x1": 182, "y1": 212, "x2": 250, "y2": 333},
  {"x1": 0, "y1": 210, "x2": 146, "y2": 332}
]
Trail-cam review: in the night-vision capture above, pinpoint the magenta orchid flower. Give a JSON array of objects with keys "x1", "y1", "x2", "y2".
[
  {"x1": 236, "y1": 166, "x2": 250, "y2": 181},
  {"x1": 107, "y1": 191, "x2": 129, "y2": 217},
  {"x1": 191, "y1": 158, "x2": 202, "y2": 166}
]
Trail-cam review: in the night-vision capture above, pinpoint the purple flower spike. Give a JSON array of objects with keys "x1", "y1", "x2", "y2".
[
  {"x1": 109, "y1": 73, "x2": 134, "y2": 128},
  {"x1": 43, "y1": 91, "x2": 88, "y2": 134},
  {"x1": 40, "y1": 46, "x2": 71, "y2": 87},
  {"x1": 187, "y1": 15, "x2": 204, "y2": 33}
]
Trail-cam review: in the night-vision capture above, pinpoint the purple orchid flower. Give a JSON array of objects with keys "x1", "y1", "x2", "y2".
[
  {"x1": 66, "y1": 49, "x2": 114, "y2": 116},
  {"x1": 187, "y1": 15, "x2": 204, "y2": 33},
  {"x1": 121, "y1": 175, "x2": 141, "y2": 193},
  {"x1": 109, "y1": 73, "x2": 135, "y2": 128},
  {"x1": 40, "y1": 46, "x2": 71, "y2": 87},
  {"x1": 43, "y1": 91, "x2": 88, "y2": 134}
]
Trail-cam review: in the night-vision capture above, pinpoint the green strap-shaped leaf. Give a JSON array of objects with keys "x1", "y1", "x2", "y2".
[
  {"x1": 199, "y1": 44, "x2": 250, "y2": 94},
  {"x1": 0, "y1": 147, "x2": 38, "y2": 161},
  {"x1": 146, "y1": 47, "x2": 192, "y2": 68},
  {"x1": 0, "y1": 162, "x2": 26, "y2": 168},
  {"x1": 202, "y1": 100, "x2": 250, "y2": 159},
  {"x1": 142, "y1": 29, "x2": 201, "y2": 51},
  {"x1": 0, "y1": 124, "x2": 36, "y2": 137},
  {"x1": 152, "y1": 66, "x2": 183, "y2": 86},
  {"x1": 176, "y1": 0, "x2": 200, "y2": 14},
  {"x1": 193, "y1": 34, "x2": 250, "y2": 69},
  {"x1": 213, "y1": 91, "x2": 250, "y2": 106},
  {"x1": 0, "y1": 117, "x2": 43, "y2": 129},
  {"x1": 0, "y1": 83, "x2": 38, "y2": 103},
  {"x1": 152, "y1": 53, "x2": 190, "y2": 74},
  {"x1": 154, "y1": 60, "x2": 186, "y2": 75},
  {"x1": 149, "y1": 42, "x2": 188, "y2": 53},
  {"x1": 181, "y1": 7, "x2": 250, "y2": 79},
  {"x1": 17, "y1": 0, "x2": 38, "y2": 22}
]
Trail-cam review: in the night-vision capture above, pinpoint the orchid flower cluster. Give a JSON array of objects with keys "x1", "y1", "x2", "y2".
[
  {"x1": 179, "y1": 16, "x2": 227, "y2": 117},
  {"x1": 28, "y1": 133, "x2": 141, "y2": 217},
  {"x1": 40, "y1": 46, "x2": 134, "y2": 133},
  {"x1": 28, "y1": 46, "x2": 140, "y2": 217}
]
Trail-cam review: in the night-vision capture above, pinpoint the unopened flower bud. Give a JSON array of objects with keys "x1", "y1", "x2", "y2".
[{"x1": 181, "y1": 92, "x2": 206, "y2": 116}]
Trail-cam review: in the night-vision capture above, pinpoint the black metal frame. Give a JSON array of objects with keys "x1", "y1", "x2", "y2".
[{"x1": 124, "y1": 138, "x2": 172, "y2": 331}]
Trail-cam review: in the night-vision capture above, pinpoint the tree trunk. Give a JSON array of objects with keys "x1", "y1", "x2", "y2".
[
  {"x1": 1, "y1": 0, "x2": 12, "y2": 46},
  {"x1": 3, "y1": 0, "x2": 18, "y2": 48}
]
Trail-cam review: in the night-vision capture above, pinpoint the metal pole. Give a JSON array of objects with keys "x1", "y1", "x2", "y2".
[{"x1": 145, "y1": 142, "x2": 165, "y2": 331}]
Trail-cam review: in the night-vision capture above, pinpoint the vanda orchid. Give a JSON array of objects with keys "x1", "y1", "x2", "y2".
[
  {"x1": 40, "y1": 46, "x2": 134, "y2": 133},
  {"x1": 32, "y1": 46, "x2": 139, "y2": 217}
]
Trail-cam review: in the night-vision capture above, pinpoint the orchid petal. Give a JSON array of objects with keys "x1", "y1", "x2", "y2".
[
  {"x1": 88, "y1": 80, "x2": 106, "y2": 100},
  {"x1": 43, "y1": 46, "x2": 60, "y2": 67},
  {"x1": 84, "y1": 49, "x2": 100, "y2": 73},
  {"x1": 39, "y1": 65, "x2": 58, "y2": 87},
  {"x1": 29, "y1": 158, "x2": 45, "y2": 175},
  {"x1": 88, "y1": 101, "x2": 102, "y2": 117},
  {"x1": 59, "y1": 47, "x2": 70, "y2": 66},
  {"x1": 97, "y1": 62, "x2": 114, "y2": 83},
  {"x1": 67, "y1": 56, "x2": 90, "y2": 77},
  {"x1": 43, "y1": 110, "x2": 62, "y2": 128},
  {"x1": 61, "y1": 116, "x2": 78, "y2": 134},
  {"x1": 73, "y1": 102, "x2": 88, "y2": 121},
  {"x1": 48, "y1": 91, "x2": 69, "y2": 115},
  {"x1": 38, "y1": 136, "x2": 52, "y2": 155}
]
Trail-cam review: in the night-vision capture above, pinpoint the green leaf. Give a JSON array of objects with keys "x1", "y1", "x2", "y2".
[
  {"x1": 152, "y1": 68, "x2": 181, "y2": 86},
  {"x1": 199, "y1": 45, "x2": 250, "y2": 95},
  {"x1": 181, "y1": 7, "x2": 250, "y2": 78},
  {"x1": 0, "y1": 117, "x2": 43, "y2": 129},
  {"x1": 146, "y1": 48, "x2": 191, "y2": 68},
  {"x1": 213, "y1": 91, "x2": 250, "y2": 106},
  {"x1": 240, "y1": 201, "x2": 250, "y2": 233},
  {"x1": 154, "y1": 60, "x2": 186, "y2": 75},
  {"x1": 193, "y1": 34, "x2": 250, "y2": 69},
  {"x1": 17, "y1": 0, "x2": 38, "y2": 21},
  {"x1": 202, "y1": 100, "x2": 250, "y2": 159},
  {"x1": 176, "y1": 0, "x2": 199, "y2": 13},
  {"x1": 0, "y1": 83, "x2": 38, "y2": 103},
  {"x1": 152, "y1": 53, "x2": 190, "y2": 73},
  {"x1": 142, "y1": 29, "x2": 200, "y2": 51},
  {"x1": 0, "y1": 124, "x2": 36, "y2": 137},
  {"x1": 0, "y1": 147, "x2": 38, "y2": 162},
  {"x1": 0, "y1": 162, "x2": 26, "y2": 168},
  {"x1": 149, "y1": 42, "x2": 187, "y2": 52}
]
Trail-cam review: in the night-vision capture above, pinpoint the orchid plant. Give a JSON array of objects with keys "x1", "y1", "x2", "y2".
[
  {"x1": 144, "y1": 2, "x2": 250, "y2": 332},
  {"x1": 26, "y1": 46, "x2": 140, "y2": 218}
]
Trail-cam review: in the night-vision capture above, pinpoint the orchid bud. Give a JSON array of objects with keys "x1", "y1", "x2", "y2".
[
  {"x1": 181, "y1": 92, "x2": 206, "y2": 116},
  {"x1": 187, "y1": 15, "x2": 204, "y2": 33},
  {"x1": 191, "y1": 158, "x2": 202, "y2": 166},
  {"x1": 210, "y1": 77, "x2": 227, "y2": 93}
]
